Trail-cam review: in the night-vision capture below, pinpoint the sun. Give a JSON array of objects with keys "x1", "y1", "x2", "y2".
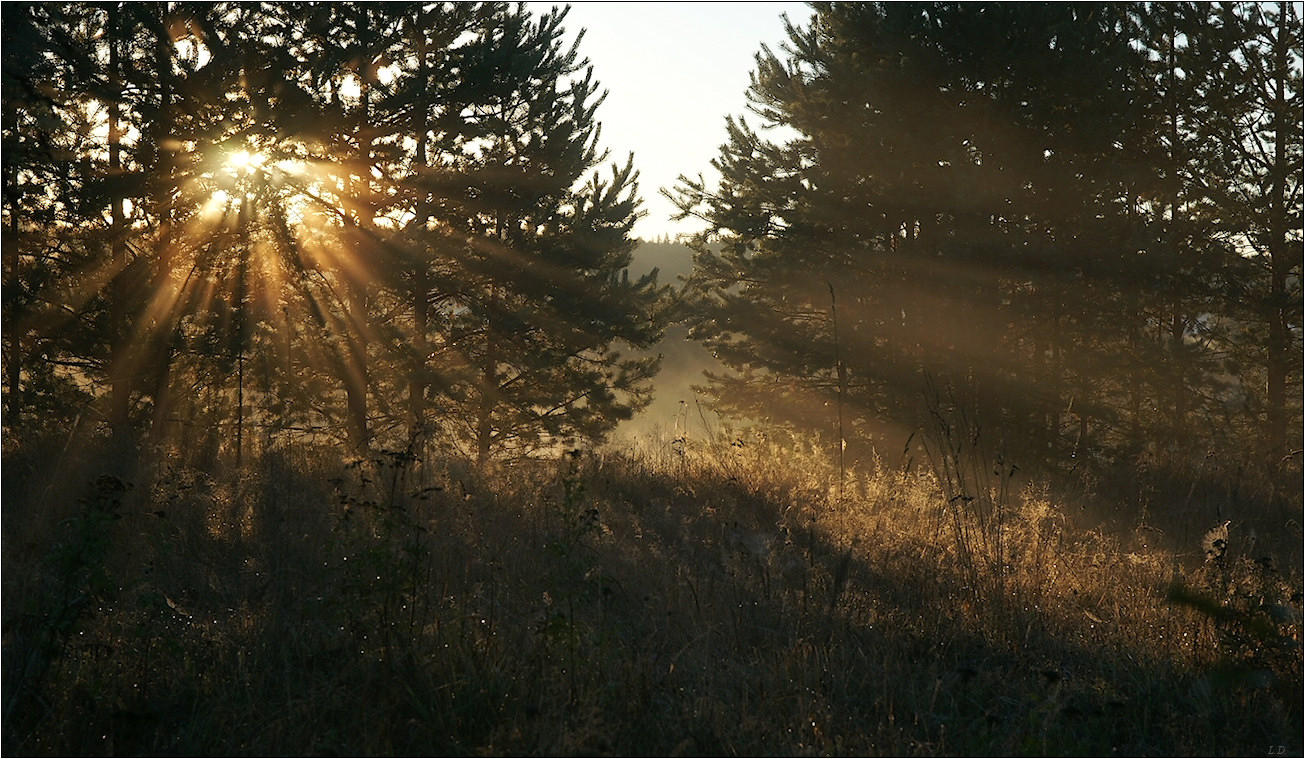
[{"x1": 225, "y1": 148, "x2": 266, "y2": 175}]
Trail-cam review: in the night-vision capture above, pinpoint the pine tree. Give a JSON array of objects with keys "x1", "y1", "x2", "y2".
[
  {"x1": 384, "y1": 2, "x2": 491, "y2": 443},
  {"x1": 671, "y1": 3, "x2": 1149, "y2": 464},
  {"x1": 432, "y1": 4, "x2": 667, "y2": 462},
  {"x1": 4, "y1": 2, "x2": 667, "y2": 464},
  {"x1": 1210, "y1": 2, "x2": 1303, "y2": 459},
  {"x1": 1, "y1": 3, "x2": 93, "y2": 428}
]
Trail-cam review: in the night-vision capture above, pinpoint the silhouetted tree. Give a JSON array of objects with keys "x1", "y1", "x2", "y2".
[
  {"x1": 2, "y1": 1, "x2": 667, "y2": 465},
  {"x1": 431, "y1": 5, "x2": 667, "y2": 462},
  {"x1": 1209, "y1": 2, "x2": 1303, "y2": 459},
  {"x1": 671, "y1": 2, "x2": 1150, "y2": 465},
  {"x1": 670, "y1": 1, "x2": 1302, "y2": 476}
]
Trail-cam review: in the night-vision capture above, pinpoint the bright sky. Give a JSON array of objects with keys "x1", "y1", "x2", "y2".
[{"x1": 533, "y1": 1, "x2": 813, "y2": 240}]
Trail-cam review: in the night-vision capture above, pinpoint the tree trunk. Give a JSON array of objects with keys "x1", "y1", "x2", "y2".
[
  {"x1": 5, "y1": 331, "x2": 22, "y2": 422},
  {"x1": 1265, "y1": 5, "x2": 1292, "y2": 459},
  {"x1": 477, "y1": 324, "x2": 497, "y2": 467},
  {"x1": 1169, "y1": 307, "x2": 1188, "y2": 443},
  {"x1": 343, "y1": 6, "x2": 377, "y2": 451},
  {"x1": 146, "y1": 2, "x2": 177, "y2": 448},
  {"x1": 4, "y1": 158, "x2": 24, "y2": 421},
  {"x1": 107, "y1": 6, "x2": 132, "y2": 435},
  {"x1": 1165, "y1": 13, "x2": 1189, "y2": 445},
  {"x1": 408, "y1": 266, "x2": 429, "y2": 438},
  {"x1": 407, "y1": 27, "x2": 432, "y2": 441}
]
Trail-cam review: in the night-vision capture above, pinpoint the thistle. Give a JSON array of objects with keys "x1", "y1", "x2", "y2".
[{"x1": 1202, "y1": 521, "x2": 1231, "y2": 563}]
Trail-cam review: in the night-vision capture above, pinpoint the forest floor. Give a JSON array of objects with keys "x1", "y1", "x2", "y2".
[{"x1": 2, "y1": 425, "x2": 1301, "y2": 756}]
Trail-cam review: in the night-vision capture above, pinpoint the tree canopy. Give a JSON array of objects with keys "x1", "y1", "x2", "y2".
[
  {"x1": 2, "y1": 2, "x2": 668, "y2": 464},
  {"x1": 670, "y1": 1, "x2": 1302, "y2": 471}
]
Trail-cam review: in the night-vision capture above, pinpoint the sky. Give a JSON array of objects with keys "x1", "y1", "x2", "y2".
[{"x1": 529, "y1": 2, "x2": 814, "y2": 240}]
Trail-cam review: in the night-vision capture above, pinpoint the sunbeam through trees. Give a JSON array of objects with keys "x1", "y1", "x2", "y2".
[
  {"x1": 2, "y1": 2, "x2": 1301, "y2": 756},
  {"x1": 3, "y1": 2, "x2": 668, "y2": 463}
]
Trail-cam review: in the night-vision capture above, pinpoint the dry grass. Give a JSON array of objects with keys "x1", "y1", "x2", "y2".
[{"x1": 2, "y1": 424, "x2": 1301, "y2": 756}]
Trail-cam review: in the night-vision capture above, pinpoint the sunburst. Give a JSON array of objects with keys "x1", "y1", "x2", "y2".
[{"x1": 224, "y1": 148, "x2": 266, "y2": 175}]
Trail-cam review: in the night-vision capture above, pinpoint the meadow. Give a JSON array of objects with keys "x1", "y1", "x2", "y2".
[{"x1": 2, "y1": 420, "x2": 1301, "y2": 756}]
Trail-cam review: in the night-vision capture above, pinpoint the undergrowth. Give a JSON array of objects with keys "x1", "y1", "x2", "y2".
[{"x1": 2, "y1": 424, "x2": 1300, "y2": 756}]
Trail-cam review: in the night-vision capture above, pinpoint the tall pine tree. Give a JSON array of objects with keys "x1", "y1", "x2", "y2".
[
  {"x1": 433, "y1": 4, "x2": 666, "y2": 462},
  {"x1": 671, "y1": 3, "x2": 1148, "y2": 466},
  {"x1": 3, "y1": 2, "x2": 668, "y2": 464}
]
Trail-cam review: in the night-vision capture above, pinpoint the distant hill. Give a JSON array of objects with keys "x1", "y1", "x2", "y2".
[
  {"x1": 628, "y1": 239, "x2": 696, "y2": 284},
  {"x1": 619, "y1": 240, "x2": 727, "y2": 441}
]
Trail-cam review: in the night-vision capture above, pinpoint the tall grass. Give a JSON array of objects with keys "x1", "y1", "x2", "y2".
[{"x1": 2, "y1": 422, "x2": 1300, "y2": 755}]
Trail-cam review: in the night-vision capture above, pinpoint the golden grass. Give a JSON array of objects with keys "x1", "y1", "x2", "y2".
[{"x1": 2, "y1": 426, "x2": 1300, "y2": 755}]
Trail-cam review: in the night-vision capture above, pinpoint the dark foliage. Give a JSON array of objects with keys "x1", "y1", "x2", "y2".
[{"x1": 669, "y1": 2, "x2": 1302, "y2": 475}]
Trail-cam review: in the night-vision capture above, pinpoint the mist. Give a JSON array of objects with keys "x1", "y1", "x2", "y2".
[{"x1": 616, "y1": 239, "x2": 729, "y2": 441}]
